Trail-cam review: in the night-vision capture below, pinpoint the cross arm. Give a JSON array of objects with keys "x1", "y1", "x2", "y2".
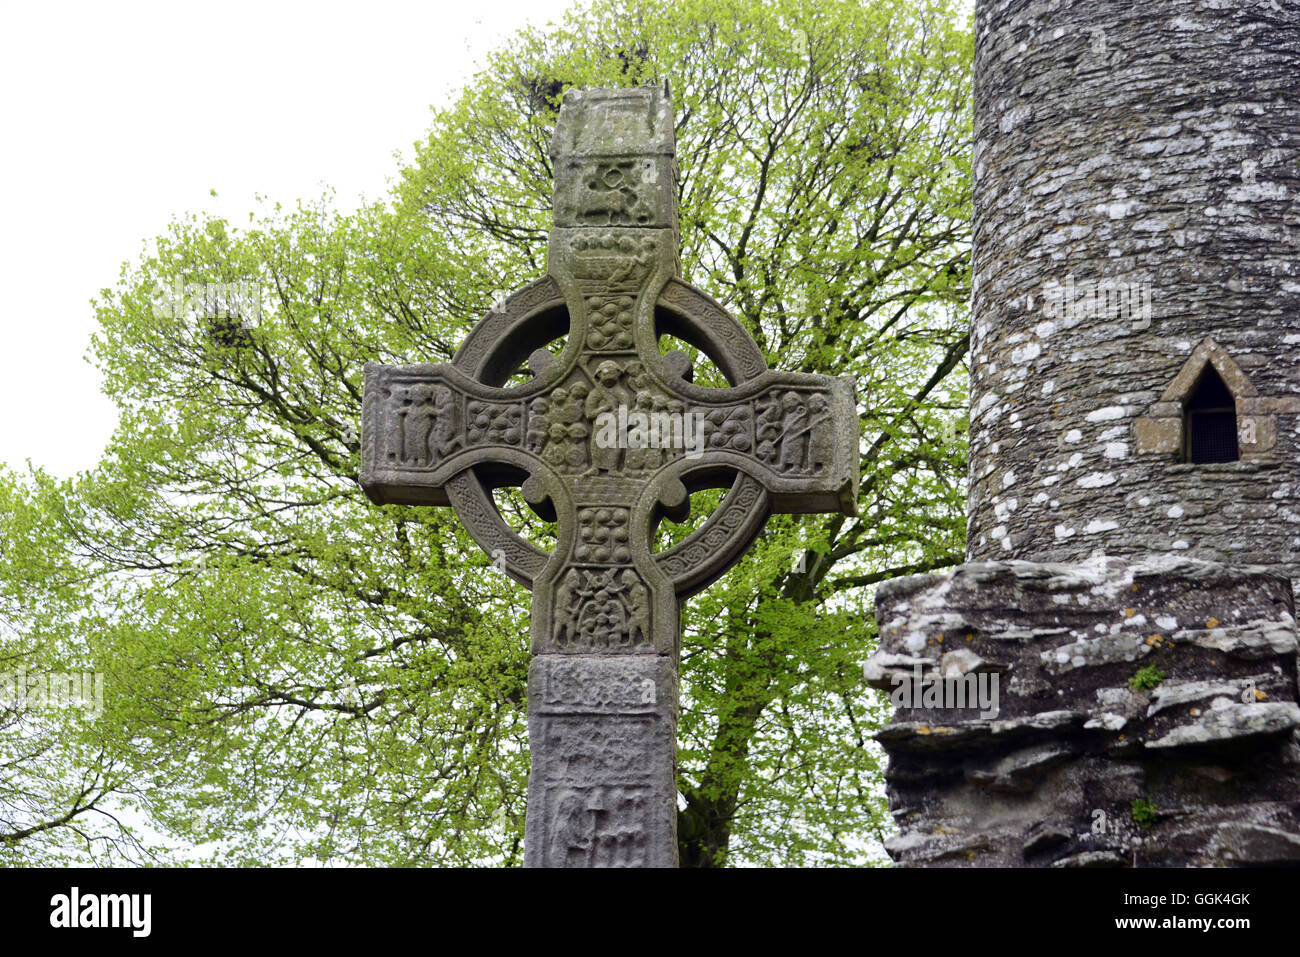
[
  {"x1": 360, "y1": 360, "x2": 549, "y2": 508},
  {"x1": 618, "y1": 365, "x2": 860, "y2": 517},
  {"x1": 680, "y1": 371, "x2": 859, "y2": 516}
]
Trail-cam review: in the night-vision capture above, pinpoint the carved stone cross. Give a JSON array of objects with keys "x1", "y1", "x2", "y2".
[{"x1": 361, "y1": 83, "x2": 858, "y2": 867}]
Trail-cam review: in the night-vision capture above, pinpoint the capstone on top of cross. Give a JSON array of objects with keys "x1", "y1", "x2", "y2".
[{"x1": 550, "y1": 82, "x2": 678, "y2": 233}]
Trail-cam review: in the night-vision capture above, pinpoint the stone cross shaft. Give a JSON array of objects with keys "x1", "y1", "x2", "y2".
[{"x1": 361, "y1": 83, "x2": 858, "y2": 867}]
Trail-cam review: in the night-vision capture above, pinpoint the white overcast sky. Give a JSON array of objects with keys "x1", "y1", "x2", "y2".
[{"x1": 0, "y1": 0, "x2": 579, "y2": 478}]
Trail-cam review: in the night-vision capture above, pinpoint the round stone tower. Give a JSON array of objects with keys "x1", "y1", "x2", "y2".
[
  {"x1": 967, "y1": 0, "x2": 1300, "y2": 583},
  {"x1": 866, "y1": 0, "x2": 1300, "y2": 868}
]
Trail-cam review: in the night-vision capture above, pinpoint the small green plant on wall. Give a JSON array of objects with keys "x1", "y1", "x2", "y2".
[
  {"x1": 1131, "y1": 797, "x2": 1158, "y2": 827},
  {"x1": 1129, "y1": 665, "x2": 1166, "y2": 692}
]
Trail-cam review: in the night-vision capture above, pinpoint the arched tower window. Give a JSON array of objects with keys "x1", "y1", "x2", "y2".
[
  {"x1": 1184, "y1": 365, "x2": 1238, "y2": 463},
  {"x1": 1136, "y1": 339, "x2": 1273, "y2": 463}
]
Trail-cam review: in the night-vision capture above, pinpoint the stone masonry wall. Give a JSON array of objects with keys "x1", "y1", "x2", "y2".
[
  {"x1": 967, "y1": 0, "x2": 1300, "y2": 580},
  {"x1": 868, "y1": 0, "x2": 1300, "y2": 868},
  {"x1": 868, "y1": 557, "x2": 1300, "y2": 866}
]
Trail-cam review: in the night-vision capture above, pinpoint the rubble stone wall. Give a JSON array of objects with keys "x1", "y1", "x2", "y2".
[
  {"x1": 869, "y1": 558, "x2": 1300, "y2": 866},
  {"x1": 967, "y1": 0, "x2": 1300, "y2": 582},
  {"x1": 870, "y1": 0, "x2": 1300, "y2": 867}
]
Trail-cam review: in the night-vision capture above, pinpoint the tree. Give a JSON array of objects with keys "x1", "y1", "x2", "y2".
[
  {"x1": 0, "y1": 0, "x2": 971, "y2": 866},
  {"x1": 0, "y1": 471, "x2": 153, "y2": 863}
]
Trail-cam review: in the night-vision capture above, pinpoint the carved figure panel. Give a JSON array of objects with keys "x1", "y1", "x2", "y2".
[
  {"x1": 547, "y1": 786, "x2": 650, "y2": 867},
  {"x1": 578, "y1": 159, "x2": 658, "y2": 227},
  {"x1": 553, "y1": 565, "x2": 650, "y2": 651},
  {"x1": 532, "y1": 383, "x2": 592, "y2": 472},
  {"x1": 756, "y1": 389, "x2": 835, "y2": 474},
  {"x1": 537, "y1": 715, "x2": 662, "y2": 784},
  {"x1": 572, "y1": 233, "x2": 657, "y2": 296},
  {"x1": 531, "y1": 711, "x2": 674, "y2": 868},
  {"x1": 385, "y1": 382, "x2": 461, "y2": 469}
]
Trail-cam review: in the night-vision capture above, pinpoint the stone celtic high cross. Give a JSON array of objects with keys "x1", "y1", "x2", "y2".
[{"x1": 361, "y1": 83, "x2": 858, "y2": 867}]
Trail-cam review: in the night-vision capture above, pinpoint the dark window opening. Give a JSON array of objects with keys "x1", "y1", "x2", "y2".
[{"x1": 1184, "y1": 365, "x2": 1239, "y2": 463}]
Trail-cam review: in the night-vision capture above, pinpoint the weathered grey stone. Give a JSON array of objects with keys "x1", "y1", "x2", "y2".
[
  {"x1": 1134, "y1": 417, "x2": 1180, "y2": 455},
  {"x1": 1173, "y1": 620, "x2": 1299, "y2": 659},
  {"x1": 967, "y1": 743, "x2": 1077, "y2": 792},
  {"x1": 939, "y1": 647, "x2": 1006, "y2": 678},
  {"x1": 1022, "y1": 822, "x2": 1073, "y2": 856},
  {"x1": 359, "y1": 83, "x2": 859, "y2": 867},
  {"x1": 1205, "y1": 823, "x2": 1300, "y2": 865},
  {"x1": 870, "y1": 554, "x2": 1300, "y2": 866},
  {"x1": 965, "y1": 0, "x2": 1300, "y2": 581},
  {"x1": 875, "y1": 711, "x2": 1086, "y2": 752},
  {"x1": 1145, "y1": 702, "x2": 1300, "y2": 750},
  {"x1": 860, "y1": 0, "x2": 1300, "y2": 862},
  {"x1": 1042, "y1": 633, "x2": 1154, "y2": 675},
  {"x1": 1146, "y1": 678, "x2": 1263, "y2": 717},
  {"x1": 861, "y1": 653, "x2": 937, "y2": 690},
  {"x1": 1083, "y1": 713, "x2": 1127, "y2": 732},
  {"x1": 1094, "y1": 687, "x2": 1133, "y2": 710},
  {"x1": 1051, "y1": 850, "x2": 1125, "y2": 869}
]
